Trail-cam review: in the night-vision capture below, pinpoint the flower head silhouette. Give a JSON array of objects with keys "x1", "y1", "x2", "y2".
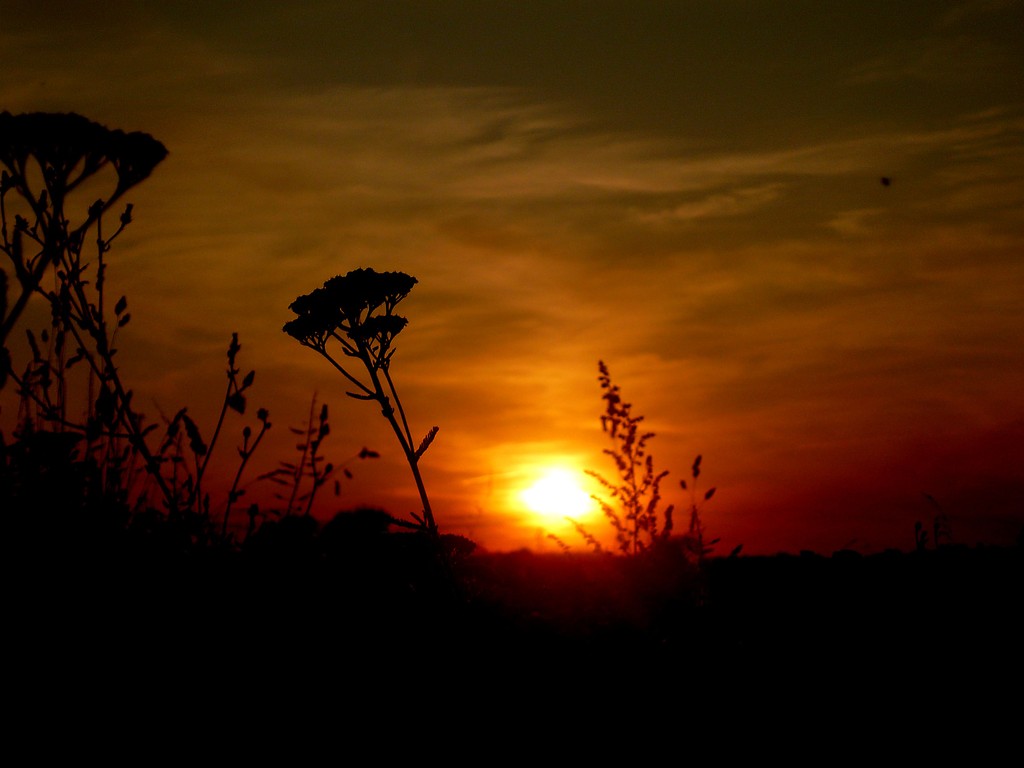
[
  {"x1": 0, "y1": 111, "x2": 167, "y2": 207},
  {"x1": 285, "y1": 269, "x2": 416, "y2": 343},
  {"x1": 284, "y1": 268, "x2": 437, "y2": 532},
  {"x1": 1, "y1": 111, "x2": 168, "y2": 386}
]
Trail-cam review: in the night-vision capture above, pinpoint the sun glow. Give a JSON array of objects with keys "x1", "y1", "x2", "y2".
[{"x1": 520, "y1": 468, "x2": 596, "y2": 520}]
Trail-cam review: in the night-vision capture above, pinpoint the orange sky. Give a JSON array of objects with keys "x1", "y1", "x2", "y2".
[{"x1": 2, "y1": 1, "x2": 1022, "y2": 554}]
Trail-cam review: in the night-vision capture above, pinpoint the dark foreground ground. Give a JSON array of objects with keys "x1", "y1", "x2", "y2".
[
  {"x1": 9, "y1": 532, "x2": 1020, "y2": 753},
  {"x1": 11, "y1": 523, "x2": 1022, "y2": 698}
]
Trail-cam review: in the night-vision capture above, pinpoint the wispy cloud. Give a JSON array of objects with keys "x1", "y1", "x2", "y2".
[
  {"x1": 827, "y1": 208, "x2": 886, "y2": 236},
  {"x1": 637, "y1": 184, "x2": 785, "y2": 224}
]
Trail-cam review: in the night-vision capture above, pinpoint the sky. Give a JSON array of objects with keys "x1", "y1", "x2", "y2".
[{"x1": 2, "y1": 0, "x2": 1022, "y2": 554}]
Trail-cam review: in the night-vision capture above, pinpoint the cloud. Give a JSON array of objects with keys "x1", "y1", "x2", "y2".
[
  {"x1": 827, "y1": 208, "x2": 886, "y2": 236},
  {"x1": 638, "y1": 184, "x2": 785, "y2": 224}
]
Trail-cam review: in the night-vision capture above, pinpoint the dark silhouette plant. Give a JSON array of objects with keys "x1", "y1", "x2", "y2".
[
  {"x1": 0, "y1": 112, "x2": 172, "y2": 498},
  {"x1": 0, "y1": 112, "x2": 271, "y2": 547},
  {"x1": 0, "y1": 111, "x2": 166, "y2": 381},
  {"x1": 679, "y1": 454, "x2": 718, "y2": 562},
  {"x1": 584, "y1": 361, "x2": 674, "y2": 556},
  {"x1": 580, "y1": 361, "x2": 717, "y2": 561},
  {"x1": 257, "y1": 393, "x2": 379, "y2": 519},
  {"x1": 284, "y1": 268, "x2": 439, "y2": 533},
  {"x1": 222, "y1": 402, "x2": 270, "y2": 540}
]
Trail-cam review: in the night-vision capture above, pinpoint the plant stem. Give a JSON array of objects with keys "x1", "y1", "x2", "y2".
[
  {"x1": 358, "y1": 344, "x2": 435, "y2": 533},
  {"x1": 223, "y1": 420, "x2": 268, "y2": 539}
]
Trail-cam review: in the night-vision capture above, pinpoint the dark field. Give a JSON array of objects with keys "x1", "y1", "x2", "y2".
[{"x1": 11, "y1": 513, "x2": 1022, "y2": 698}]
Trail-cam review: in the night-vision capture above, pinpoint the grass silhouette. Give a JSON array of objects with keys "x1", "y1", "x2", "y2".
[
  {"x1": 578, "y1": 361, "x2": 721, "y2": 564},
  {"x1": 256, "y1": 394, "x2": 380, "y2": 521},
  {"x1": 679, "y1": 454, "x2": 720, "y2": 562}
]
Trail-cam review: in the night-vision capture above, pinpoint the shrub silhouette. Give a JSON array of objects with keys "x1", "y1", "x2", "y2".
[{"x1": 284, "y1": 268, "x2": 440, "y2": 533}]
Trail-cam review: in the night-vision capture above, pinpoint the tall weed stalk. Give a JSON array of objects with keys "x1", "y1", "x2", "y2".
[
  {"x1": 284, "y1": 268, "x2": 439, "y2": 533},
  {"x1": 585, "y1": 361, "x2": 674, "y2": 555},
  {"x1": 582, "y1": 361, "x2": 717, "y2": 561}
]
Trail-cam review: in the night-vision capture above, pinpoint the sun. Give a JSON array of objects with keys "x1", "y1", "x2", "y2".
[{"x1": 520, "y1": 468, "x2": 595, "y2": 519}]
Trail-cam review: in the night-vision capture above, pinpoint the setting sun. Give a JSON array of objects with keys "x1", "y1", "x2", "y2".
[{"x1": 520, "y1": 469, "x2": 595, "y2": 519}]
